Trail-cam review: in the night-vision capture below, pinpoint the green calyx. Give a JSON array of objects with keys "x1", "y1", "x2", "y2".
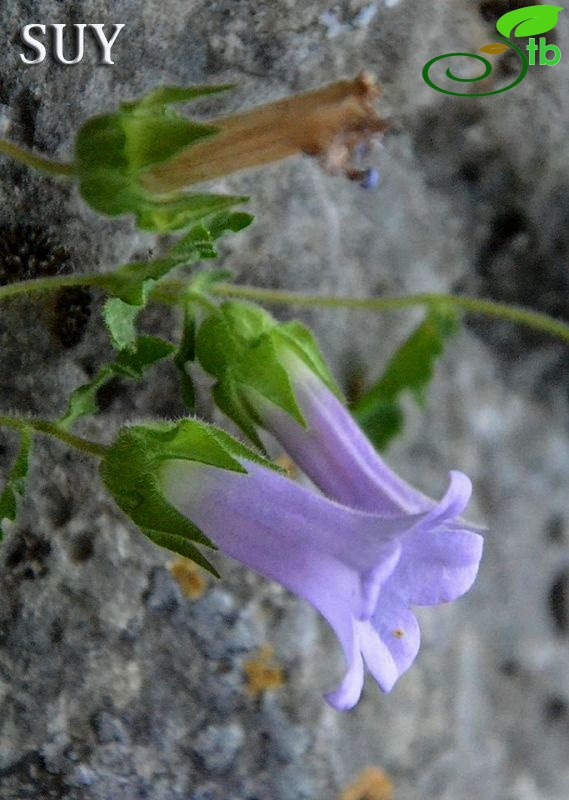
[
  {"x1": 195, "y1": 301, "x2": 342, "y2": 448},
  {"x1": 75, "y1": 83, "x2": 247, "y2": 231},
  {"x1": 100, "y1": 417, "x2": 279, "y2": 574},
  {"x1": 0, "y1": 428, "x2": 33, "y2": 538}
]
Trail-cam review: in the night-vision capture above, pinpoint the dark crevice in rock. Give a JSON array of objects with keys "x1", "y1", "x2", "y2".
[
  {"x1": 499, "y1": 658, "x2": 521, "y2": 678},
  {"x1": 50, "y1": 287, "x2": 92, "y2": 350},
  {"x1": 0, "y1": 224, "x2": 70, "y2": 284},
  {"x1": 0, "y1": 751, "x2": 70, "y2": 798},
  {"x1": 68, "y1": 532, "x2": 95, "y2": 563},
  {"x1": 0, "y1": 224, "x2": 92, "y2": 349},
  {"x1": 13, "y1": 88, "x2": 40, "y2": 149},
  {"x1": 543, "y1": 695, "x2": 569, "y2": 724},
  {"x1": 4, "y1": 529, "x2": 52, "y2": 580},
  {"x1": 548, "y1": 570, "x2": 569, "y2": 635},
  {"x1": 546, "y1": 514, "x2": 565, "y2": 544},
  {"x1": 95, "y1": 375, "x2": 127, "y2": 411}
]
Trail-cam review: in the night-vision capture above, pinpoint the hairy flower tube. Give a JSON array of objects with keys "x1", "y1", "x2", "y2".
[{"x1": 160, "y1": 452, "x2": 481, "y2": 711}]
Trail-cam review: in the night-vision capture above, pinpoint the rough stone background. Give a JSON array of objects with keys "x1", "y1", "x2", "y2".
[{"x1": 1, "y1": 0, "x2": 569, "y2": 798}]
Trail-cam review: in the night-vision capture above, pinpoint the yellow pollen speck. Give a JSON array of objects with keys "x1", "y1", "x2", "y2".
[
  {"x1": 168, "y1": 558, "x2": 208, "y2": 599},
  {"x1": 274, "y1": 453, "x2": 299, "y2": 479},
  {"x1": 243, "y1": 645, "x2": 285, "y2": 697},
  {"x1": 339, "y1": 766, "x2": 394, "y2": 800},
  {"x1": 392, "y1": 628, "x2": 405, "y2": 639}
]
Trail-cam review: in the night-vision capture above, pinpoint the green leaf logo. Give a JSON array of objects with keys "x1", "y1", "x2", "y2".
[{"x1": 496, "y1": 5, "x2": 563, "y2": 38}]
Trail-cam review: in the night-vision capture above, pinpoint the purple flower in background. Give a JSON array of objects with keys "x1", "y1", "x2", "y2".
[{"x1": 160, "y1": 454, "x2": 481, "y2": 710}]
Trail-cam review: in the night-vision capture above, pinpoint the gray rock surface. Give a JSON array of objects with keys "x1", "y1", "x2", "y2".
[{"x1": 2, "y1": 0, "x2": 569, "y2": 798}]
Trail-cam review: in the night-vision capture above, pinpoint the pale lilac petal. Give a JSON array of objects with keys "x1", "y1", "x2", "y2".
[
  {"x1": 324, "y1": 638, "x2": 365, "y2": 711},
  {"x1": 357, "y1": 622, "x2": 397, "y2": 692},
  {"x1": 250, "y1": 353, "x2": 483, "y2": 596},
  {"x1": 360, "y1": 545, "x2": 401, "y2": 620},
  {"x1": 161, "y1": 458, "x2": 417, "y2": 578},
  {"x1": 408, "y1": 471, "x2": 472, "y2": 531},
  {"x1": 367, "y1": 593, "x2": 421, "y2": 685},
  {"x1": 256, "y1": 366, "x2": 484, "y2": 615},
  {"x1": 159, "y1": 415, "x2": 483, "y2": 711},
  {"x1": 249, "y1": 355, "x2": 433, "y2": 514},
  {"x1": 160, "y1": 457, "x2": 414, "y2": 709},
  {"x1": 387, "y1": 527, "x2": 484, "y2": 606}
]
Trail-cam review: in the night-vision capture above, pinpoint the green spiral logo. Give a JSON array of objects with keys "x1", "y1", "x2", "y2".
[{"x1": 422, "y1": 35, "x2": 528, "y2": 97}]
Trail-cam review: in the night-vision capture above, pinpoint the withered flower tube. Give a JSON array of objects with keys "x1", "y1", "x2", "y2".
[{"x1": 141, "y1": 73, "x2": 387, "y2": 193}]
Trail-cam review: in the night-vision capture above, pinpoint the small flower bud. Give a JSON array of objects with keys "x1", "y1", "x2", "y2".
[{"x1": 359, "y1": 166, "x2": 380, "y2": 190}]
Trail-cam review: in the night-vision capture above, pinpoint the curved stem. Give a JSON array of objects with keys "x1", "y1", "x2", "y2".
[
  {"x1": 0, "y1": 272, "x2": 110, "y2": 302},
  {"x1": 3, "y1": 268, "x2": 569, "y2": 346},
  {"x1": 184, "y1": 289, "x2": 221, "y2": 315},
  {"x1": 209, "y1": 283, "x2": 569, "y2": 345},
  {"x1": 0, "y1": 138, "x2": 76, "y2": 177},
  {"x1": 0, "y1": 414, "x2": 108, "y2": 459}
]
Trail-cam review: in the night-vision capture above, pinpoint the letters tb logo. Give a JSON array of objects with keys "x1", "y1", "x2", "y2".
[{"x1": 526, "y1": 36, "x2": 561, "y2": 65}]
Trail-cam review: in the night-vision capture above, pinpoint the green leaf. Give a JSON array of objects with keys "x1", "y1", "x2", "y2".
[
  {"x1": 176, "y1": 223, "x2": 219, "y2": 261},
  {"x1": 103, "y1": 297, "x2": 140, "y2": 352},
  {"x1": 103, "y1": 257, "x2": 174, "y2": 306},
  {"x1": 130, "y1": 83, "x2": 236, "y2": 110},
  {"x1": 170, "y1": 211, "x2": 254, "y2": 260},
  {"x1": 75, "y1": 114, "x2": 127, "y2": 172},
  {"x1": 59, "y1": 336, "x2": 175, "y2": 430},
  {"x1": 206, "y1": 210, "x2": 254, "y2": 238},
  {"x1": 195, "y1": 301, "x2": 343, "y2": 444},
  {"x1": 212, "y1": 378, "x2": 266, "y2": 452},
  {"x1": 352, "y1": 308, "x2": 459, "y2": 451},
  {"x1": 355, "y1": 402, "x2": 404, "y2": 455},
  {"x1": 0, "y1": 429, "x2": 33, "y2": 536},
  {"x1": 100, "y1": 418, "x2": 280, "y2": 574},
  {"x1": 196, "y1": 313, "x2": 243, "y2": 376},
  {"x1": 124, "y1": 117, "x2": 218, "y2": 172},
  {"x1": 59, "y1": 366, "x2": 114, "y2": 429},
  {"x1": 75, "y1": 114, "x2": 138, "y2": 216},
  {"x1": 196, "y1": 304, "x2": 271, "y2": 416},
  {"x1": 234, "y1": 336, "x2": 305, "y2": 426},
  {"x1": 101, "y1": 425, "x2": 217, "y2": 574},
  {"x1": 496, "y1": 5, "x2": 563, "y2": 38},
  {"x1": 134, "y1": 194, "x2": 248, "y2": 233},
  {"x1": 114, "y1": 335, "x2": 176, "y2": 377},
  {"x1": 222, "y1": 301, "x2": 275, "y2": 344},
  {"x1": 104, "y1": 212, "x2": 250, "y2": 313},
  {"x1": 275, "y1": 321, "x2": 342, "y2": 398},
  {"x1": 144, "y1": 529, "x2": 220, "y2": 576}
]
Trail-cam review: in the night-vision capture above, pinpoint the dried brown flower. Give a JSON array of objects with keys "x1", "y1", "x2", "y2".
[{"x1": 141, "y1": 72, "x2": 387, "y2": 193}]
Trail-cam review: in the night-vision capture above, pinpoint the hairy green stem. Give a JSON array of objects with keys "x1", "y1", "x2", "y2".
[
  {"x1": 0, "y1": 414, "x2": 108, "y2": 459},
  {"x1": 210, "y1": 283, "x2": 569, "y2": 345},
  {"x1": 3, "y1": 269, "x2": 569, "y2": 346},
  {"x1": 0, "y1": 138, "x2": 76, "y2": 177},
  {"x1": 0, "y1": 272, "x2": 110, "y2": 302}
]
